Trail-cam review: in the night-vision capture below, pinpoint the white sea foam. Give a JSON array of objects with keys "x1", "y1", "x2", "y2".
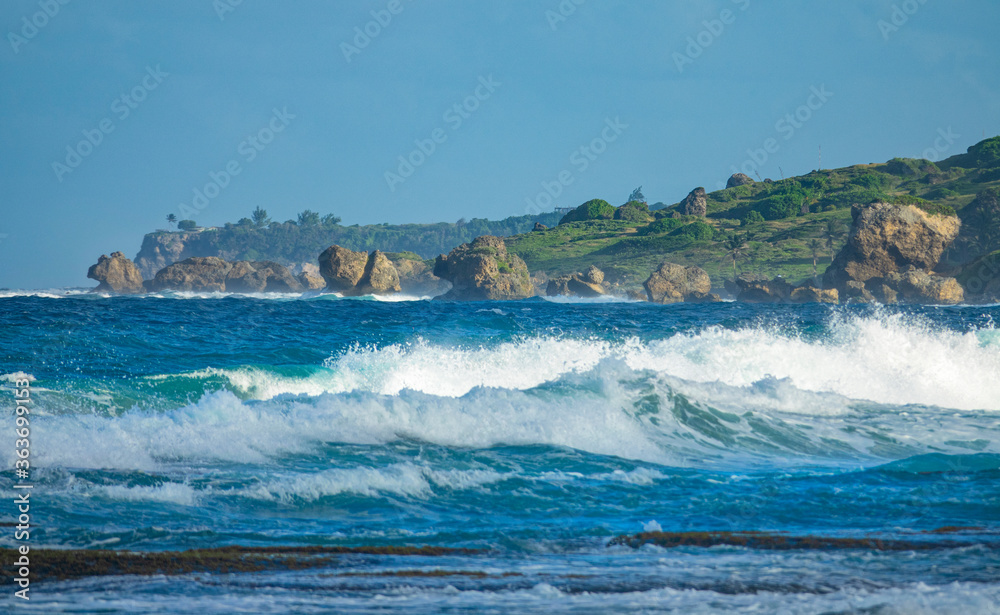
[
  {"x1": 96, "y1": 483, "x2": 200, "y2": 506},
  {"x1": 173, "y1": 311, "x2": 1000, "y2": 411},
  {"x1": 244, "y1": 463, "x2": 505, "y2": 502}
]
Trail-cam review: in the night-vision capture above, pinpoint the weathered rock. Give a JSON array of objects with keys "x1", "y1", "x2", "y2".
[
  {"x1": 226, "y1": 261, "x2": 303, "y2": 293},
  {"x1": 87, "y1": 252, "x2": 146, "y2": 294},
  {"x1": 318, "y1": 245, "x2": 369, "y2": 292},
  {"x1": 726, "y1": 173, "x2": 754, "y2": 188},
  {"x1": 546, "y1": 277, "x2": 571, "y2": 296},
  {"x1": 680, "y1": 187, "x2": 707, "y2": 217},
  {"x1": 433, "y1": 236, "x2": 533, "y2": 301},
  {"x1": 354, "y1": 250, "x2": 401, "y2": 295},
  {"x1": 789, "y1": 285, "x2": 839, "y2": 304},
  {"x1": 583, "y1": 265, "x2": 604, "y2": 285},
  {"x1": 533, "y1": 222, "x2": 548, "y2": 231},
  {"x1": 643, "y1": 263, "x2": 712, "y2": 303},
  {"x1": 389, "y1": 256, "x2": 448, "y2": 296},
  {"x1": 882, "y1": 268, "x2": 964, "y2": 304},
  {"x1": 134, "y1": 231, "x2": 218, "y2": 280},
  {"x1": 149, "y1": 257, "x2": 233, "y2": 292},
  {"x1": 566, "y1": 276, "x2": 605, "y2": 298},
  {"x1": 958, "y1": 250, "x2": 1000, "y2": 303},
  {"x1": 823, "y1": 202, "x2": 961, "y2": 291},
  {"x1": 298, "y1": 271, "x2": 326, "y2": 290},
  {"x1": 735, "y1": 275, "x2": 793, "y2": 303},
  {"x1": 843, "y1": 280, "x2": 876, "y2": 303}
]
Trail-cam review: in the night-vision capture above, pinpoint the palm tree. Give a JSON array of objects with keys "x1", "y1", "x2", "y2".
[
  {"x1": 807, "y1": 238, "x2": 823, "y2": 282},
  {"x1": 724, "y1": 233, "x2": 748, "y2": 280},
  {"x1": 823, "y1": 219, "x2": 845, "y2": 262},
  {"x1": 166, "y1": 213, "x2": 177, "y2": 228}
]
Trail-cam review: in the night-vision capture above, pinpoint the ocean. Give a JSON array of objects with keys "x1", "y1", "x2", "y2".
[{"x1": 1, "y1": 292, "x2": 998, "y2": 614}]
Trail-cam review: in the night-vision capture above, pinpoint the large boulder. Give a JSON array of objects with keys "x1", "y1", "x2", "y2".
[
  {"x1": 149, "y1": 257, "x2": 233, "y2": 292},
  {"x1": 680, "y1": 187, "x2": 707, "y2": 217},
  {"x1": 87, "y1": 252, "x2": 145, "y2": 294},
  {"x1": 298, "y1": 271, "x2": 326, "y2": 290},
  {"x1": 789, "y1": 285, "x2": 839, "y2": 304},
  {"x1": 734, "y1": 274, "x2": 793, "y2": 303},
  {"x1": 389, "y1": 255, "x2": 449, "y2": 296},
  {"x1": 433, "y1": 236, "x2": 533, "y2": 300},
  {"x1": 881, "y1": 268, "x2": 964, "y2": 304},
  {"x1": 354, "y1": 250, "x2": 401, "y2": 295},
  {"x1": 823, "y1": 202, "x2": 960, "y2": 291},
  {"x1": 547, "y1": 265, "x2": 607, "y2": 298},
  {"x1": 318, "y1": 245, "x2": 369, "y2": 292},
  {"x1": 643, "y1": 263, "x2": 714, "y2": 303},
  {"x1": 726, "y1": 173, "x2": 754, "y2": 188},
  {"x1": 226, "y1": 261, "x2": 303, "y2": 293}
]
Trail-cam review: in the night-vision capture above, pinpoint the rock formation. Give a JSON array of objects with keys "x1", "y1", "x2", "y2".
[
  {"x1": 680, "y1": 188, "x2": 707, "y2": 217},
  {"x1": 726, "y1": 173, "x2": 754, "y2": 188},
  {"x1": 318, "y1": 246, "x2": 401, "y2": 295},
  {"x1": 318, "y1": 245, "x2": 369, "y2": 292},
  {"x1": 533, "y1": 222, "x2": 548, "y2": 231},
  {"x1": 298, "y1": 271, "x2": 326, "y2": 290},
  {"x1": 643, "y1": 263, "x2": 716, "y2": 303},
  {"x1": 354, "y1": 250, "x2": 401, "y2": 295},
  {"x1": 822, "y1": 201, "x2": 963, "y2": 304},
  {"x1": 225, "y1": 261, "x2": 303, "y2": 293},
  {"x1": 389, "y1": 256, "x2": 448, "y2": 296},
  {"x1": 789, "y1": 285, "x2": 839, "y2": 304},
  {"x1": 87, "y1": 252, "x2": 145, "y2": 294},
  {"x1": 134, "y1": 231, "x2": 218, "y2": 280},
  {"x1": 433, "y1": 236, "x2": 533, "y2": 300},
  {"x1": 546, "y1": 265, "x2": 607, "y2": 298},
  {"x1": 148, "y1": 257, "x2": 233, "y2": 292},
  {"x1": 731, "y1": 274, "x2": 839, "y2": 304}
]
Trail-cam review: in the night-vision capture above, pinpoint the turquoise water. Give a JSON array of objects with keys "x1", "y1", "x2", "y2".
[{"x1": 1, "y1": 293, "x2": 999, "y2": 613}]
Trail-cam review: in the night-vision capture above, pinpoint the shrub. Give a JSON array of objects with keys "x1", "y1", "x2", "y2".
[
  {"x1": 614, "y1": 200, "x2": 652, "y2": 222},
  {"x1": 669, "y1": 220, "x2": 714, "y2": 241},
  {"x1": 851, "y1": 172, "x2": 893, "y2": 191},
  {"x1": 640, "y1": 217, "x2": 687, "y2": 235},
  {"x1": 741, "y1": 210, "x2": 765, "y2": 226},
  {"x1": 559, "y1": 199, "x2": 615, "y2": 224},
  {"x1": 178, "y1": 220, "x2": 197, "y2": 231}
]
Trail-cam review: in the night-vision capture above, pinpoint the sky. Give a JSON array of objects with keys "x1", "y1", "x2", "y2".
[{"x1": 1, "y1": 0, "x2": 998, "y2": 288}]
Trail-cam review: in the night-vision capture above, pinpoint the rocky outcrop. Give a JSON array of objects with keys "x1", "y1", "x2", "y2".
[
  {"x1": 734, "y1": 274, "x2": 793, "y2": 303},
  {"x1": 643, "y1": 263, "x2": 716, "y2": 303},
  {"x1": 789, "y1": 285, "x2": 839, "y2": 304},
  {"x1": 433, "y1": 236, "x2": 533, "y2": 301},
  {"x1": 958, "y1": 251, "x2": 1000, "y2": 303},
  {"x1": 148, "y1": 257, "x2": 233, "y2": 292},
  {"x1": 87, "y1": 252, "x2": 145, "y2": 294},
  {"x1": 318, "y1": 245, "x2": 369, "y2": 292},
  {"x1": 225, "y1": 261, "x2": 303, "y2": 293},
  {"x1": 389, "y1": 256, "x2": 448, "y2": 296},
  {"x1": 317, "y1": 246, "x2": 401, "y2": 296},
  {"x1": 726, "y1": 173, "x2": 754, "y2": 188},
  {"x1": 134, "y1": 231, "x2": 219, "y2": 280},
  {"x1": 823, "y1": 202, "x2": 960, "y2": 290},
  {"x1": 680, "y1": 188, "x2": 707, "y2": 217},
  {"x1": 355, "y1": 250, "x2": 401, "y2": 295},
  {"x1": 298, "y1": 271, "x2": 326, "y2": 290},
  {"x1": 547, "y1": 265, "x2": 607, "y2": 298},
  {"x1": 822, "y1": 201, "x2": 962, "y2": 304},
  {"x1": 533, "y1": 222, "x2": 548, "y2": 231}
]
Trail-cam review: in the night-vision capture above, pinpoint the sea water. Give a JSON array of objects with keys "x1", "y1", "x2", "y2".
[{"x1": 0, "y1": 293, "x2": 998, "y2": 613}]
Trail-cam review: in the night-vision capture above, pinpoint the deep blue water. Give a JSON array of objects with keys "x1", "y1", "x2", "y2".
[{"x1": 1, "y1": 292, "x2": 999, "y2": 613}]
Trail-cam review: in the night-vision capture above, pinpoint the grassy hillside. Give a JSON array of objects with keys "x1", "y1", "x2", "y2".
[{"x1": 507, "y1": 136, "x2": 1000, "y2": 290}]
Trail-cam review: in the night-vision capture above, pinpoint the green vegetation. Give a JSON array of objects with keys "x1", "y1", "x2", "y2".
[
  {"x1": 177, "y1": 219, "x2": 197, "y2": 231},
  {"x1": 559, "y1": 199, "x2": 614, "y2": 223},
  {"x1": 506, "y1": 136, "x2": 1000, "y2": 290}
]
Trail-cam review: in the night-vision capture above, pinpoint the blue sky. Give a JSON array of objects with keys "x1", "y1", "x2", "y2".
[{"x1": 1, "y1": 0, "x2": 998, "y2": 288}]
